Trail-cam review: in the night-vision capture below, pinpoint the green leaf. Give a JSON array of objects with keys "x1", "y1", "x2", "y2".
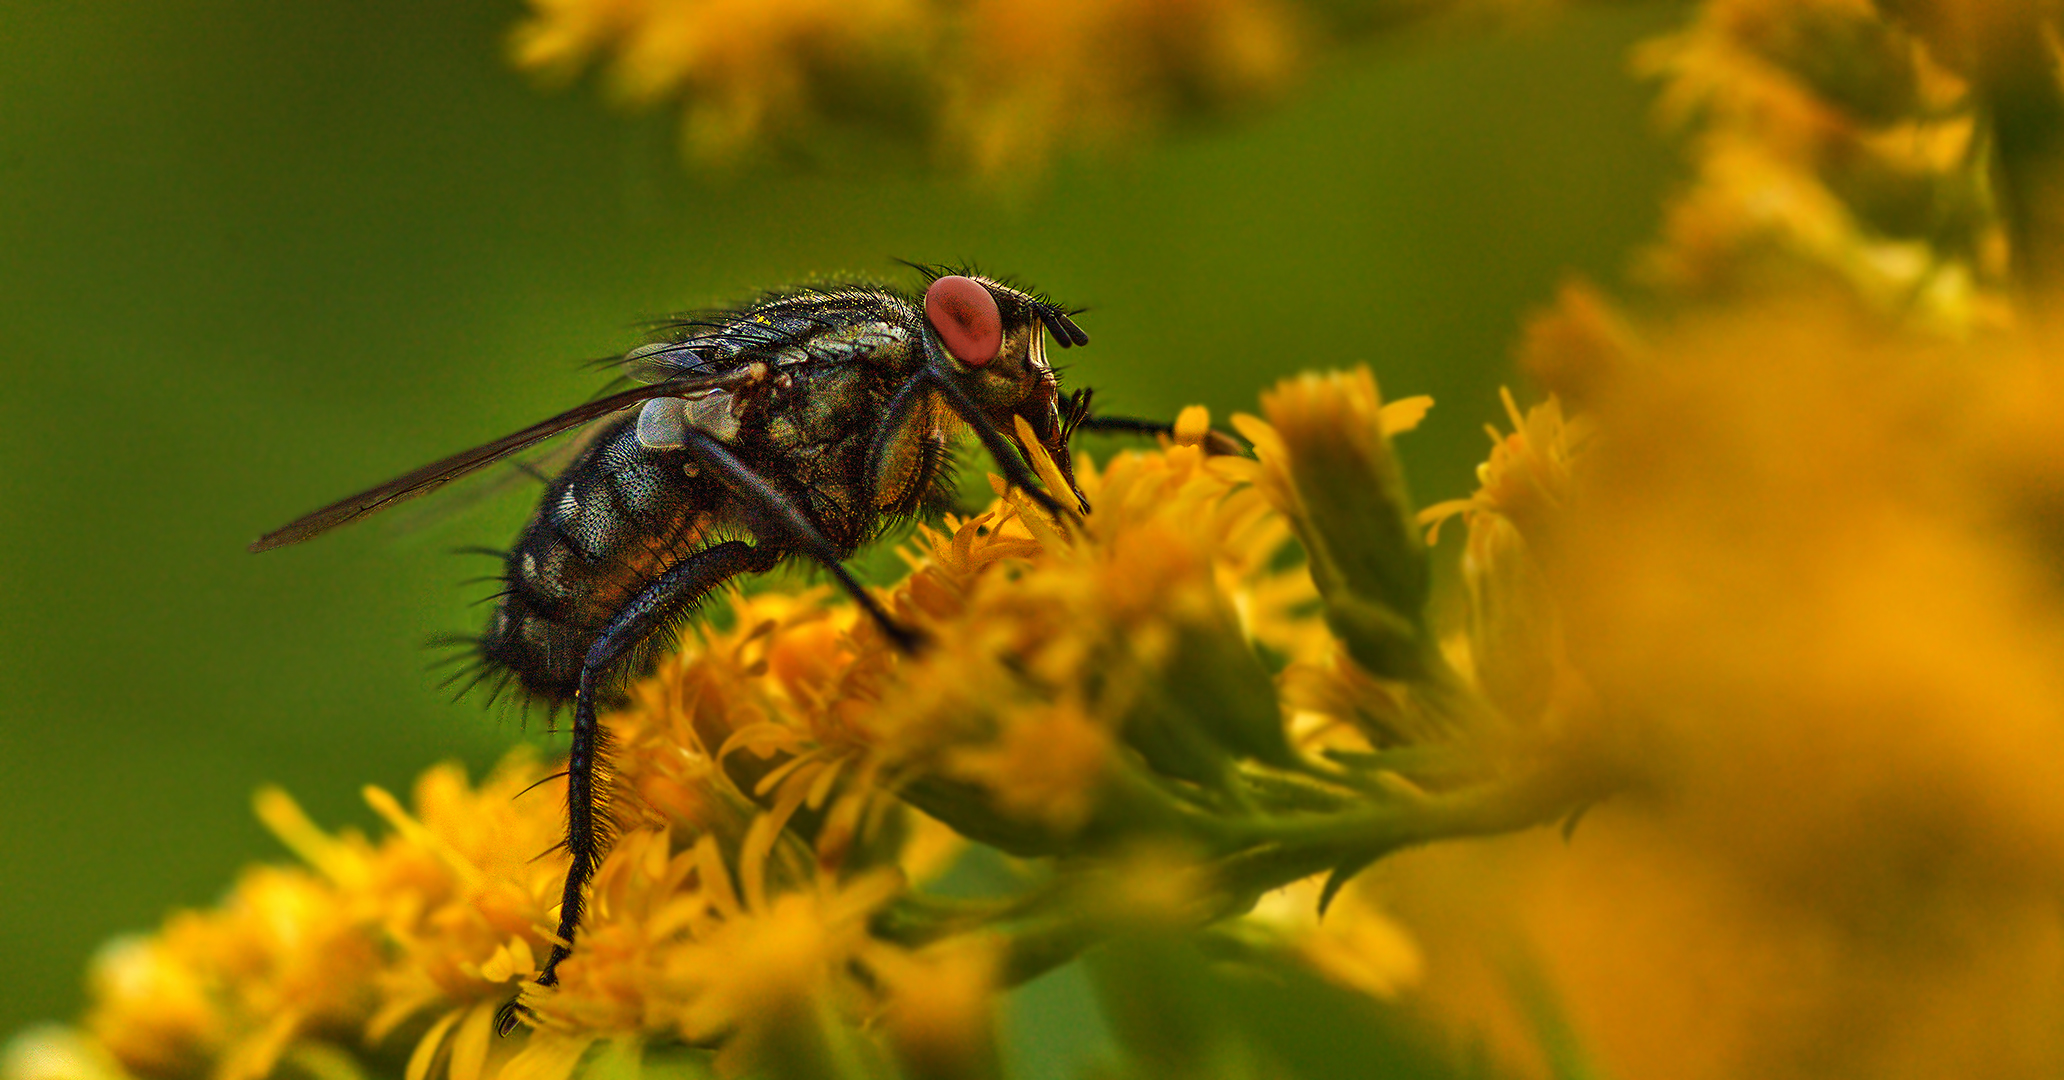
[{"x1": 1086, "y1": 933, "x2": 1484, "y2": 1080}]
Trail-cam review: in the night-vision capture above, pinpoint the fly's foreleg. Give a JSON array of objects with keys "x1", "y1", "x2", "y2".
[
  {"x1": 1072, "y1": 414, "x2": 1245, "y2": 457},
  {"x1": 862, "y1": 375, "x2": 956, "y2": 518},
  {"x1": 495, "y1": 538, "x2": 781, "y2": 1037},
  {"x1": 680, "y1": 430, "x2": 924, "y2": 653},
  {"x1": 925, "y1": 369, "x2": 1081, "y2": 516}
]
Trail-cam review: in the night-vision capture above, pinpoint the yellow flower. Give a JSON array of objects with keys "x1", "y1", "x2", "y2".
[
  {"x1": 658, "y1": 860, "x2": 905, "y2": 1074},
  {"x1": 511, "y1": 0, "x2": 931, "y2": 162},
  {"x1": 1420, "y1": 386, "x2": 1584, "y2": 551},
  {"x1": 871, "y1": 938, "x2": 1003, "y2": 1080},
  {"x1": 4, "y1": 1028, "x2": 133, "y2": 1080},
  {"x1": 941, "y1": 0, "x2": 1302, "y2": 179},
  {"x1": 1391, "y1": 292, "x2": 2064, "y2": 1080},
  {"x1": 86, "y1": 865, "x2": 378, "y2": 1080},
  {"x1": 1414, "y1": 366, "x2": 1593, "y2": 730},
  {"x1": 507, "y1": 0, "x2": 1304, "y2": 178},
  {"x1": 27, "y1": 383, "x2": 1630, "y2": 1080},
  {"x1": 941, "y1": 696, "x2": 1114, "y2": 834},
  {"x1": 1635, "y1": 0, "x2": 2008, "y2": 329},
  {"x1": 1232, "y1": 369, "x2": 1437, "y2": 681}
]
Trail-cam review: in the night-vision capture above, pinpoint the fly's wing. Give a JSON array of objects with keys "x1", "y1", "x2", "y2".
[
  {"x1": 249, "y1": 374, "x2": 748, "y2": 552},
  {"x1": 374, "y1": 417, "x2": 606, "y2": 540}
]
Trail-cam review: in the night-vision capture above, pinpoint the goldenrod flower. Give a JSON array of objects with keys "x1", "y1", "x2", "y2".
[
  {"x1": 871, "y1": 938, "x2": 1002, "y2": 1080},
  {"x1": 508, "y1": 0, "x2": 1305, "y2": 178},
  {"x1": 1232, "y1": 370, "x2": 1437, "y2": 681},
  {"x1": 1379, "y1": 282, "x2": 2064, "y2": 1078},
  {"x1": 1636, "y1": 0, "x2": 2009, "y2": 328},
  {"x1": 20, "y1": 374, "x2": 1614, "y2": 1080},
  {"x1": 511, "y1": 0, "x2": 932, "y2": 163},
  {"x1": 86, "y1": 866, "x2": 378, "y2": 1080},
  {"x1": 940, "y1": 0, "x2": 1303, "y2": 179},
  {"x1": 4, "y1": 1028, "x2": 129, "y2": 1080}
]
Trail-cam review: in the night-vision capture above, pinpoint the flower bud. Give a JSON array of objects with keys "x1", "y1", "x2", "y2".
[{"x1": 1246, "y1": 368, "x2": 1431, "y2": 680}]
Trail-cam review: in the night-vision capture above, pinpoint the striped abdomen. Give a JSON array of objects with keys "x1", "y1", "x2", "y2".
[{"x1": 477, "y1": 415, "x2": 722, "y2": 701}]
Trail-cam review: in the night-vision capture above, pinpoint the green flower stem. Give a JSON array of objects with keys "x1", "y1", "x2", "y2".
[
  {"x1": 1321, "y1": 745, "x2": 1495, "y2": 789},
  {"x1": 925, "y1": 743, "x2": 1619, "y2": 989},
  {"x1": 1214, "y1": 747, "x2": 1612, "y2": 882},
  {"x1": 1974, "y1": 8, "x2": 2064, "y2": 294}
]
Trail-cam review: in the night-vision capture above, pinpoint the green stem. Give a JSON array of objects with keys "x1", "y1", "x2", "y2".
[
  {"x1": 970, "y1": 748, "x2": 1619, "y2": 987},
  {"x1": 1977, "y1": 8, "x2": 2064, "y2": 295}
]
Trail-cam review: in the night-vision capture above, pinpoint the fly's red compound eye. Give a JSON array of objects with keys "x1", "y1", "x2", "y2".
[{"x1": 924, "y1": 275, "x2": 1003, "y2": 366}]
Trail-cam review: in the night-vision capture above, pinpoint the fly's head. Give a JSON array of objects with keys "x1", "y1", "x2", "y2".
[{"x1": 920, "y1": 273, "x2": 1092, "y2": 512}]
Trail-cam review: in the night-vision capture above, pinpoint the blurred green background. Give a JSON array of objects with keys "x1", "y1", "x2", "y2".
[{"x1": 0, "y1": 0, "x2": 1674, "y2": 1065}]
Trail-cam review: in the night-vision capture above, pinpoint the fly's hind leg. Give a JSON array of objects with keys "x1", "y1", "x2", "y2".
[
  {"x1": 495, "y1": 538, "x2": 781, "y2": 1037},
  {"x1": 680, "y1": 429, "x2": 924, "y2": 653}
]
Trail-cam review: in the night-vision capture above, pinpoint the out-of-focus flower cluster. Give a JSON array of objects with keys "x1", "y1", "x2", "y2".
[
  {"x1": 505, "y1": 0, "x2": 1583, "y2": 179},
  {"x1": 1373, "y1": 3, "x2": 2064, "y2": 1078},
  {"x1": 1636, "y1": 0, "x2": 2009, "y2": 328},
  {"x1": 511, "y1": 0, "x2": 1304, "y2": 177}
]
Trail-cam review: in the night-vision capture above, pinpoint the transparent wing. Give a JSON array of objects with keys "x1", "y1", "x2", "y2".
[
  {"x1": 250, "y1": 374, "x2": 747, "y2": 552},
  {"x1": 374, "y1": 419, "x2": 607, "y2": 541}
]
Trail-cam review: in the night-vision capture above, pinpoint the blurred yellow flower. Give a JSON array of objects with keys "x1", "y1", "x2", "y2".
[
  {"x1": 941, "y1": 0, "x2": 1303, "y2": 178},
  {"x1": 509, "y1": 0, "x2": 1305, "y2": 177},
  {"x1": 1384, "y1": 287, "x2": 2064, "y2": 1079},
  {"x1": 86, "y1": 866, "x2": 378, "y2": 1080},
  {"x1": 1637, "y1": 0, "x2": 2008, "y2": 328},
  {"x1": 512, "y1": 0, "x2": 932, "y2": 162}
]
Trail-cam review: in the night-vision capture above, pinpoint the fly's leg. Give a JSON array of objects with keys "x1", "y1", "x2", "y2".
[
  {"x1": 863, "y1": 374, "x2": 950, "y2": 516},
  {"x1": 495, "y1": 538, "x2": 781, "y2": 1037},
  {"x1": 1072, "y1": 414, "x2": 1245, "y2": 457},
  {"x1": 924, "y1": 369, "x2": 1080, "y2": 516},
  {"x1": 680, "y1": 430, "x2": 924, "y2": 653}
]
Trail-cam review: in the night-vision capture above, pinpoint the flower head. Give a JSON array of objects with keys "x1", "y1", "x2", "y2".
[
  {"x1": 22, "y1": 381, "x2": 1609, "y2": 1080},
  {"x1": 508, "y1": 0, "x2": 1304, "y2": 178}
]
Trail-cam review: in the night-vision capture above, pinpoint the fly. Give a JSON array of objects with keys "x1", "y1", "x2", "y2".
[{"x1": 251, "y1": 267, "x2": 1178, "y2": 1031}]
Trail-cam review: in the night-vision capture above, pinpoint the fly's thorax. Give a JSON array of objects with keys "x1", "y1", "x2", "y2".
[
  {"x1": 633, "y1": 313, "x2": 922, "y2": 457},
  {"x1": 766, "y1": 359, "x2": 937, "y2": 544},
  {"x1": 794, "y1": 315, "x2": 922, "y2": 374}
]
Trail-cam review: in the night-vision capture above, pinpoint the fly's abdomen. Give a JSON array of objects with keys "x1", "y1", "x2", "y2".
[{"x1": 476, "y1": 417, "x2": 715, "y2": 701}]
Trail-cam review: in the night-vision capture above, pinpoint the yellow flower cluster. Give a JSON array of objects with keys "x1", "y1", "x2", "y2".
[
  {"x1": 30, "y1": 4, "x2": 2064, "y2": 1077},
  {"x1": 1365, "y1": 4, "x2": 2064, "y2": 1076},
  {"x1": 1636, "y1": 0, "x2": 2008, "y2": 328},
  {"x1": 510, "y1": 0, "x2": 1303, "y2": 177},
  {"x1": 19, "y1": 386, "x2": 1583, "y2": 1080},
  {"x1": 1388, "y1": 286, "x2": 2064, "y2": 1080}
]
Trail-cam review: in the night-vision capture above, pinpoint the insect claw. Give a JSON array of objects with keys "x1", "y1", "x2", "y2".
[
  {"x1": 494, "y1": 998, "x2": 531, "y2": 1037},
  {"x1": 884, "y1": 621, "x2": 928, "y2": 656},
  {"x1": 1203, "y1": 429, "x2": 1247, "y2": 457}
]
